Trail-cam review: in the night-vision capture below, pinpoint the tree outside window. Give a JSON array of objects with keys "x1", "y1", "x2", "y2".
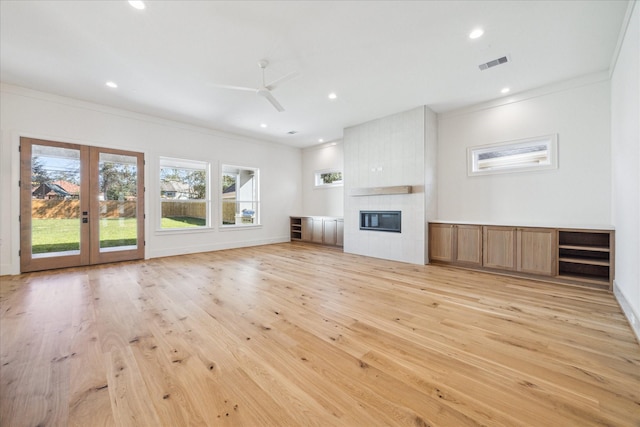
[
  {"x1": 159, "y1": 157, "x2": 210, "y2": 229},
  {"x1": 314, "y1": 169, "x2": 343, "y2": 187}
]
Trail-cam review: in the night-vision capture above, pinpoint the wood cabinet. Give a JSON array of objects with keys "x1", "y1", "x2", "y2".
[
  {"x1": 429, "y1": 222, "x2": 613, "y2": 290},
  {"x1": 428, "y1": 223, "x2": 481, "y2": 266},
  {"x1": 483, "y1": 226, "x2": 516, "y2": 271},
  {"x1": 429, "y1": 223, "x2": 454, "y2": 262},
  {"x1": 290, "y1": 216, "x2": 343, "y2": 247},
  {"x1": 518, "y1": 228, "x2": 556, "y2": 276},
  {"x1": 482, "y1": 226, "x2": 556, "y2": 274}
]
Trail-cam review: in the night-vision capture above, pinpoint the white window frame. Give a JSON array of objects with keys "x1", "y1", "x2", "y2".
[
  {"x1": 220, "y1": 164, "x2": 260, "y2": 228},
  {"x1": 467, "y1": 134, "x2": 558, "y2": 176},
  {"x1": 158, "y1": 157, "x2": 211, "y2": 231},
  {"x1": 314, "y1": 169, "x2": 343, "y2": 188}
]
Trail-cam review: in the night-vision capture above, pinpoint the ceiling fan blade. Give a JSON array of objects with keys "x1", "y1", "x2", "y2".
[
  {"x1": 208, "y1": 83, "x2": 256, "y2": 92},
  {"x1": 259, "y1": 90, "x2": 285, "y2": 112},
  {"x1": 265, "y1": 71, "x2": 300, "y2": 91}
]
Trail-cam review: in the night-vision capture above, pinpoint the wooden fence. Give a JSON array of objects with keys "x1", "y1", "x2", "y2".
[
  {"x1": 32, "y1": 199, "x2": 223, "y2": 221},
  {"x1": 32, "y1": 200, "x2": 137, "y2": 219},
  {"x1": 161, "y1": 201, "x2": 206, "y2": 219}
]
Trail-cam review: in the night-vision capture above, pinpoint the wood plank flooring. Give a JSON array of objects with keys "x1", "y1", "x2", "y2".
[{"x1": 1, "y1": 242, "x2": 639, "y2": 426}]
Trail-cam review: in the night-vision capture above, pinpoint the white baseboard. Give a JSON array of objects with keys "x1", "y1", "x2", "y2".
[
  {"x1": 147, "y1": 237, "x2": 290, "y2": 259},
  {"x1": 613, "y1": 280, "x2": 640, "y2": 343}
]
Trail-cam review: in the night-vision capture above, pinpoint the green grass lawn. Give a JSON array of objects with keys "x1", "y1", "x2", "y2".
[
  {"x1": 32, "y1": 217, "x2": 204, "y2": 254},
  {"x1": 161, "y1": 216, "x2": 206, "y2": 228}
]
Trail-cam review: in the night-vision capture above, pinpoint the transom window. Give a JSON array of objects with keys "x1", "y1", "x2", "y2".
[
  {"x1": 159, "y1": 157, "x2": 210, "y2": 229},
  {"x1": 314, "y1": 169, "x2": 343, "y2": 187},
  {"x1": 221, "y1": 164, "x2": 260, "y2": 226},
  {"x1": 468, "y1": 134, "x2": 558, "y2": 176}
]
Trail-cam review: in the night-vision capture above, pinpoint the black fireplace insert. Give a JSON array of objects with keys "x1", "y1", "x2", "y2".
[{"x1": 360, "y1": 210, "x2": 401, "y2": 233}]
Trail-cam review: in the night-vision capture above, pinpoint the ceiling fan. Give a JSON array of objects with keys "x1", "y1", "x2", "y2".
[{"x1": 210, "y1": 60, "x2": 298, "y2": 112}]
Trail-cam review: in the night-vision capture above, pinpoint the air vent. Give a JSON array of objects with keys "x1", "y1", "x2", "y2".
[
  {"x1": 479, "y1": 55, "x2": 509, "y2": 71},
  {"x1": 287, "y1": 130, "x2": 298, "y2": 135}
]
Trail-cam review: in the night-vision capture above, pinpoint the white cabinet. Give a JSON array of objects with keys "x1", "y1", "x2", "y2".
[
  {"x1": 311, "y1": 218, "x2": 324, "y2": 244},
  {"x1": 290, "y1": 216, "x2": 343, "y2": 247}
]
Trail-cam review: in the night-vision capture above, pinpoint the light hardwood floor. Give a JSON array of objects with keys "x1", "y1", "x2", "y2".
[{"x1": 1, "y1": 242, "x2": 639, "y2": 426}]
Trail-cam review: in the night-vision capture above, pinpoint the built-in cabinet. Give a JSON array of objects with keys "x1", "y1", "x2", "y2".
[
  {"x1": 517, "y1": 227, "x2": 556, "y2": 276},
  {"x1": 290, "y1": 216, "x2": 343, "y2": 247},
  {"x1": 429, "y1": 223, "x2": 481, "y2": 266},
  {"x1": 557, "y1": 229, "x2": 613, "y2": 286},
  {"x1": 429, "y1": 222, "x2": 613, "y2": 290},
  {"x1": 483, "y1": 226, "x2": 516, "y2": 271}
]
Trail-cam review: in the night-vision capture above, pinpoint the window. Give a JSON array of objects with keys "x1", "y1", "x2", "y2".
[
  {"x1": 159, "y1": 157, "x2": 210, "y2": 229},
  {"x1": 314, "y1": 169, "x2": 343, "y2": 187},
  {"x1": 468, "y1": 134, "x2": 558, "y2": 176},
  {"x1": 221, "y1": 164, "x2": 259, "y2": 226}
]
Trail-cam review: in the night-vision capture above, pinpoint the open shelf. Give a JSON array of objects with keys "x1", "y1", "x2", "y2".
[
  {"x1": 290, "y1": 217, "x2": 302, "y2": 241},
  {"x1": 558, "y1": 229, "x2": 613, "y2": 288},
  {"x1": 558, "y1": 244, "x2": 609, "y2": 252}
]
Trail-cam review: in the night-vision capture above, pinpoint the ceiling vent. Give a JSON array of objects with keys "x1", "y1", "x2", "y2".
[
  {"x1": 287, "y1": 130, "x2": 298, "y2": 134},
  {"x1": 479, "y1": 55, "x2": 509, "y2": 71}
]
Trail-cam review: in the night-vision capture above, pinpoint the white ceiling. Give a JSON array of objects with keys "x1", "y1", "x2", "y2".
[{"x1": 0, "y1": 1, "x2": 630, "y2": 148}]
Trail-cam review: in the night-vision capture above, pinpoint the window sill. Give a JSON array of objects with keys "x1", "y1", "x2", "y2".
[
  {"x1": 155, "y1": 226, "x2": 214, "y2": 235},
  {"x1": 219, "y1": 224, "x2": 262, "y2": 231}
]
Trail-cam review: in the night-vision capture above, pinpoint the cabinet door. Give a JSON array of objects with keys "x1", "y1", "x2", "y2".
[
  {"x1": 518, "y1": 228, "x2": 556, "y2": 276},
  {"x1": 336, "y1": 220, "x2": 344, "y2": 246},
  {"x1": 455, "y1": 225, "x2": 482, "y2": 265},
  {"x1": 301, "y1": 217, "x2": 313, "y2": 241},
  {"x1": 429, "y1": 223, "x2": 454, "y2": 262},
  {"x1": 323, "y1": 219, "x2": 337, "y2": 245},
  {"x1": 311, "y1": 218, "x2": 324, "y2": 243},
  {"x1": 483, "y1": 226, "x2": 516, "y2": 270}
]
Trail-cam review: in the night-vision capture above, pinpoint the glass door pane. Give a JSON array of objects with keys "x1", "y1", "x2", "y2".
[
  {"x1": 97, "y1": 152, "x2": 138, "y2": 252},
  {"x1": 21, "y1": 138, "x2": 144, "y2": 272},
  {"x1": 30, "y1": 144, "x2": 82, "y2": 257}
]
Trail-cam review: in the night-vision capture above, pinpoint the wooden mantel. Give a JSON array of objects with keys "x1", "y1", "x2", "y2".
[{"x1": 349, "y1": 185, "x2": 412, "y2": 196}]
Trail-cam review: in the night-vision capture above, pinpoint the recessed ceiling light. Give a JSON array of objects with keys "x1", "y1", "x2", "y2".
[
  {"x1": 469, "y1": 28, "x2": 484, "y2": 39},
  {"x1": 501, "y1": 87, "x2": 510, "y2": 94},
  {"x1": 105, "y1": 81, "x2": 118, "y2": 88},
  {"x1": 128, "y1": 1, "x2": 146, "y2": 10},
  {"x1": 260, "y1": 123, "x2": 267, "y2": 128},
  {"x1": 318, "y1": 138, "x2": 324, "y2": 143},
  {"x1": 328, "y1": 93, "x2": 337, "y2": 100}
]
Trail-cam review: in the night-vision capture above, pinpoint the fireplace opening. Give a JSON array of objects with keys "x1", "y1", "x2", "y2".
[{"x1": 360, "y1": 211, "x2": 401, "y2": 233}]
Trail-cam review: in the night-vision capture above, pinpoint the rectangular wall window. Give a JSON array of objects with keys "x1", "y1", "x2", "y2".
[
  {"x1": 314, "y1": 169, "x2": 343, "y2": 187},
  {"x1": 468, "y1": 134, "x2": 558, "y2": 176},
  {"x1": 221, "y1": 164, "x2": 259, "y2": 226},
  {"x1": 159, "y1": 157, "x2": 210, "y2": 229}
]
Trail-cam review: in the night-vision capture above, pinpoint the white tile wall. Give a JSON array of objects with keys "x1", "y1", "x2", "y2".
[{"x1": 343, "y1": 106, "x2": 437, "y2": 265}]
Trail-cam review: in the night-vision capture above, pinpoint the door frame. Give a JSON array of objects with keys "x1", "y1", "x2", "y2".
[{"x1": 19, "y1": 137, "x2": 145, "y2": 272}]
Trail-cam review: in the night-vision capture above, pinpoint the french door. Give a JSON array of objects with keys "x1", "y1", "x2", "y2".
[{"x1": 20, "y1": 137, "x2": 144, "y2": 272}]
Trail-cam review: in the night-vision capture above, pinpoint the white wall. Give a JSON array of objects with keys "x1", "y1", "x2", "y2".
[
  {"x1": 344, "y1": 106, "x2": 436, "y2": 265},
  {"x1": 611, "y1": 1, "x2": 639, "y2": 339},
  {"x1": 0, "y1": 84, "x2": 302, "y2": 275},
  {"x1": 437, "y1": 74, "x2": 612, "y2": 228},
  {"x1": 300, "y1": 141, "x2": 344, "y2": 217}
]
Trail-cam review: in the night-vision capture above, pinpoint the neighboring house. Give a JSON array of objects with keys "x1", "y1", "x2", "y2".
[
  {"x1": 52, "y1": 180, "x2": 80, "y2": 197},
  {"x1": 222, "y1": 182, "x2": 235, "y2": 199},
  {"x1": 160, "y1": 180, "x2": 192, "y2": 199},
  {"x1": 31, "y1": 182, "x2": 75, "y2": 200}
]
